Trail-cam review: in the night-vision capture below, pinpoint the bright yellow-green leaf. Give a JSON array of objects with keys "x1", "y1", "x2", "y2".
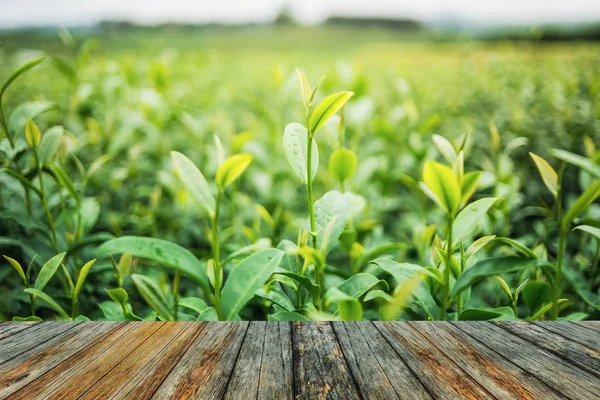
[
  {"x1": 494, "y1": 276, "x2": 513, "y2": 301},
  {"x1": 381, "y1": 274, "x2": 423, "y2": 321},
  {"x1": 216, "y1": 153, "x2": 253, "y2": 189},
  {"x1": 171, "y1": 151, "x2": 215, "y2": 217},
  {"x1": 283, "y1": 123, "x2": 318, "y2": 184},
  {"x1": 309, "y1": 91, "x2": 353, "y2": 135},
  {"x1": 529, "y1": 152, "x2": 558, "y2": 197},
  {"x1": 25, "y1": 119, "x2": 41, "y2": 149},
  {"x1": 118, "y1": 253, "x2": 132, "y2": 286},
  {"x1": 338, "y1": 298, "x2": 363, "y2": 321},
  {"x1": 24, "y1": 288, "x2": 69, "y2": 320},
  {"x1": 422, "y1": 160, "x2": 461, "y2": 213},
  {"x1": 432, "y1": 134, "x2": 457, "y2": 164},
  {"x1": 73, "y1": 259, "x2": 96, "y2": 301},
  {"x1": 461, "y1": 171, "x2": 481, "y2": 204},
  {"x1": 562, "y1": 180, "x2": 600, "y2": 230},
  {"x1": 329, "y1": 148, "x2": 357, "y2": 183},
  {"x1": 296, "y1": 68, "x2": 311, "y2": 107},
  {"x1": 3, "y1": 255, "x2": 26, "y2": 284}
]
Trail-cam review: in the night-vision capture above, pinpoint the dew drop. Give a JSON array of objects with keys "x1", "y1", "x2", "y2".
[{"x1": 293, "y1": 148, "x2": 300, "y2": 155}]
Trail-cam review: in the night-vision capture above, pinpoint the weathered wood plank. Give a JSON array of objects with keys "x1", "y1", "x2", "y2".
[
  {"x1": 0, "y1": 322, "x2": 122, "y2": 398},
  {"x1": 375, "y1": 322, "x2": 491, "y2": 399},
  {"x1": 0, "y1": 322, "x2": 38, "y2": 341},
  {"x1": 573, "y1": 321, "x2": 600, "y2": 333},
  {"x1": 78, "y1": 322, "x2": 193, "y2": 399},
  {"x1": 496, "y1": 321, "x2": 600, "y2": 378},
  {"x1": 333, "y1": 321, "x2": 431, "y2": 399},
  {"x1": 0, "y1": 322, "x2": 80, "y2": 365},
  {"x1": 292, "y1": 322, "x2": 361, "y2": 400},
  {"x1": 411, "y1": 322, "x2": 563, "y2": 400},
  {"x1": 533, "y1": 322, "x2": 600, "y2": 352},
  {"x1": 11, "y1": 322, "x2": 163, "y2": 400},
  {"x1": 152, "y1": 321, "x2": 249, "y2": 399},
  {"x1": 224, "y1": 321, "x2": 267, "y2": 400},
  {"x1": 257, "y1": 321, "x2": 293, "y2": 400},
  {"x1": 454, "y1": 321, "x2": 600, "y2": 399},
  {"x1": 117, "y1": 322, "x2": 206, "y2": 400}
]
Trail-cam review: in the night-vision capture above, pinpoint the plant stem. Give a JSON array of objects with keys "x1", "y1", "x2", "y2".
[
  {"x1": 440, "y1": 213, "x2": 454, "y2": 321},
  {"x1": 34, "y1": 151, "x2": 59, "y2": 252},
  {"x1": 306, "y1": 134, "x2": 317, "y2": 249},
  {"x1": 173, "y1": 271, "x2": 181, "y2": 320},
  {"x1": 589, "y1": 241, "x2": 600, "y2": 292},
  {"x1": 551, "y1": 163, "x2": 566, "y2": 320},
  {"x1": 212, "y1": 190, "x2": 223, "y2": 320}
]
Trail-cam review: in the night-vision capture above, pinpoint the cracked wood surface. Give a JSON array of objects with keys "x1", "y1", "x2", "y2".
[{"x1": 0, "y1": 321, "x2": 598, "y2": 399}]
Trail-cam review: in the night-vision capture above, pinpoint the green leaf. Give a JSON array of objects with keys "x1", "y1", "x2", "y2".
[
  {"x1": 363, "y1": 290, "x2": 393, "y2": 303},
  {"x1": 422, "y1": 160, "x2": 461, "y2": 213},
  {"x1": 381, "y1": 274, "x2": 424, "y2": 321},
  {"x1": 314, "y1": 190, "x2": 352, "y2": 255},
  {"x1": 563, "y1": 265, "x2": 600, "y2": 311},
  {"x1": 268, "y1": 311, "x2": 310, "y2": 321},
  {"x1": 529, "y1": 300, "x2": 568, "y2": 320},
  {"x1": 255, "y1": 287, "x2": 296, "y2": 312},
  {"x1": 216, "y1": 153, "x2": 253, "y2": 189},
  {"x1": 562, "y1": 180, "x2": 600, "y2": 230},
  {"x1": 106, "y1": 287, "x2": 129, "y2": 305},
  {"x1": 521, "y1": 280, "x2": 553, "y2": 313},
  {"x1": 550, "y1": 148, "x2": 600, "y2": 179},
  {"x1": 13, "y1": 316, "x2": 43, "y2": 322},
  {"x1": 24, "y1": 288, "x2": 69, "y2": 320},
  {"x1": 529, "y1": 152, "x2": 558, "y2": 197},
  {"x1": 3, "y1": 255, "x2": 26, "y2": 284},
  {"x1": 273, "y1": 269, "x2": 321, "y2": 303},
  {"x1": 492, "y1": 237, "x2": 536, "y2": 258},
  {"x1": 435, "y1": 248, "x2": 461, "y2": 279},
  {"x1": 370, "y1": 259, "x2": 442, "y2": 284},
  {"x1": 328, "y1": 273, "x2": 388, "y2": 303},
  {"x1": 329, "y1": 148, "x2": 357, "y2": 182},
  {"x1": 220, "y1": 249, "x2": 284, "y2": 321},
  {"x1": 338, "y1": 298, "x2": 363, "y2": 321},
  {"x1": 432, "y1": 134, "x2": 457, "y2": 164},
  {"x1": 283, "y1": 123, "x2": 318, "y2": 184},
  {"x1": 178, "y1": 297, "x2": 208, "y2": 314},
  {"x1": 34, "y1": 252, "x2": 66, "y2": 292},
  {"x1": 25, "y1": 120, "x2": 41, "y2": 149},
  {"x1": 9, "y1": 101, "x2": 56, "y2": 138},
  {"x1": 574, "y1": 225, "x2": 600, "y2": 241},
  {"x1": 198, "y1": 307, "x2": 219, "y2": 321},
  {"x1": 98, "y1": 236, "x2": 209, "y2": 292},
  {"x1": 73, "y1": 259, "x2": 96, "y2": 301},
  {"x1": 1, "y1": 57, "x2": 46, "y2": 102},
  {"x1": 452, "y1": 198, "x2": 502, "y2": 245},
  {"x1": 451, "y1": 257, "x2": 550, "y2": 298},
  {"x1": 461, "y1": 171, "x2": 481, "y2": 203},
  {"x1": 309, "y1": 91, "x2": 354, "y2": 134},
  {"x1": 131, "y1": 274, "x2": 174, "y2": 321},
  {"x1": 49, "y1": 163, "x2": 80, "y2": 204},
  {"x1": 296, "y1": 68, "x2": 312, "y2": 108},
  {"x1": 171, "y1": 151, "x2": 215, "y2": 217},
  {"x1": 37, "y1": 126, "x2": 63, "y2": 164},
  {"x1": 459, "y1": 307, "x2": 515, "y2": 321},
  {"x1": 494, "y1": 276, "x2": 513, "y2": 301}
]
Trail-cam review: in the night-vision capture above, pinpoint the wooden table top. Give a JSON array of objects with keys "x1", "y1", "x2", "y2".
[{"x1": 0, "y1": 321, "x2": 598, "y2": 399}]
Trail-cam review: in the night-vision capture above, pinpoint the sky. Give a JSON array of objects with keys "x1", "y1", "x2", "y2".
[{"x1": 1, "y1": 0, "x2": 599, "y2": 29}]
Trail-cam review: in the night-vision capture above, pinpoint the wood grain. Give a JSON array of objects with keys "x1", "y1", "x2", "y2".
[
  {"x1": 292, "y1": 322, "x2": 361, "y2": 400},
  {"x1": 152, "y1": 321, "x2": 248, "y2": 399},
  {"x1": 454, "y1": 321, "x2": 600, "y2": 399},
  {"x1": 375, "y1": 321, "x2": 491, "y2": 399},
  {"x1": 496, "y1": 321, "x2": 600, "y2": 378},
  {"x1": 258, "y1": 321, "x2": 293, "y2": 400},
  {"x1": 0, "y1": 321, "x2": 597, "y2": 400},
  {"x1": 411, "y1": 322, "x2": 563, "y2": 400}
]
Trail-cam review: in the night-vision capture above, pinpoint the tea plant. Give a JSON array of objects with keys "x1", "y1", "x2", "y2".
[{"x1": 1, "y1": 35, "x2": 599, "y2": 322}]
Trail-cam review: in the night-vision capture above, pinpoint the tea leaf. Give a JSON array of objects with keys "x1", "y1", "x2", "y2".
[
  {"x1": 38, "y1": 126, "x2": 63, "y2": 163},
  {"x1": 314, "y1": 190, "x2": 352, "y2": 255},
  {"x1": 24, "y1": 288, "x2": 69, "y2": 320},
  {"x1": 274, "y1": 269, "x2": 321, "y2": 303},
  {"x1": 9, "y1": 101, "x2": 56, "y2": 138},
  {"x1": 25, "y1": 120, "x2": 41, "y2": 149},
  {"x1": 171, "y1": 151, "x2": 215, "y2": 217},
  {"x1": 370, "y1": 259, "x2": 442, "y2": 283},
  {"x1": 338, "y1": 298, "x2": 363, "y2": 321},
  {"x1": 34, "y1": 252, "x2": 66, "y2": 292},
  {"x1": 550, "y1": 148, "x2": 600, "y2": 178},
  {"x1": 73, "y1": 259, "x2": 96, "y2": 301},
  {"x1": 268, "y1": 311, "x2": 310, "y2": 321},
  {"x1": 0, "y1": 57, "x2": 46, "y2": 101},
  {"x1": 422, "y1": 160, "x2": 461, "y2": 213},
  {"x1": 309, "y1": 91, "x2": 353, "y2": 135},
  {"x1": 432, "y1": 134, "x2": 457, "y2": 164},
  {"x1": 106, "y1": 287, "x2": 129, "y2": 305},
  {"x1": 521, "y1": 280, "x2": 553, "y2": 313},
  {"x1": 562, "y1": 180, "x2": 600, "y2": 230},
  {"x1": 453, "y1": 197, "x2": 502, "y2": 245},
  {"x1": 131, "y1": 274, "x2": 174, "y2": 321},
  {"x1": 178, "y1": 297, "x2": 208, "y2": 314},
  {"x1": 459, "y1": 307, "x2": 514, "y2": 321},
  {"x1": 99, "y1": 236, "x2": 209, "y2": 292},
  {"x1": 283, "y1": 123, "x2": 318, "y2": 184},
  {"x1": 529, "y1": 152, "x2": 558, "y2": 197},
  {"x1": 216, "y1": 153, "x2": 253, "y2": 189},
  {"x1": 296, "y1": 68, "x2": 312, "y2": 108},
  {"x1": 461, "y1": 171, "x2": 481, "y2": 204},
  {"x1": 451, "y1": 257, "x2": 550, "y2": 298},
  {"x1": 3, "y1": 255, "x2": 26, "y2": 283},
  {"x1": 220, "y1": 248, "x2": 284, "y2": 321},
  {"x1": 381, "y1": 274, "x2": 423, "y2": 321},
  {"x1": 329, "y1": 148, "x2": 357, "y2": 182},
  {"x1": 574, "y1": 225, "x2": 600, "y2": 240}
]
